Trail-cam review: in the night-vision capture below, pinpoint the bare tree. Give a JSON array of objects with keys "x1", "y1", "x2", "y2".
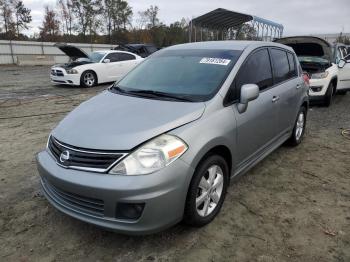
[
  {"x1": 141, "y1": 5, "x2": 159, "y2": 29},
  {"x1": 57, "y1": 0, "x2": 74, "y2": 36},
  {"x1": 39, "y1": 5, "x2": 60, "y2": 41}
]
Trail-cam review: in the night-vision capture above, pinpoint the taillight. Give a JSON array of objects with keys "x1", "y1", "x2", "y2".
[{"x1": 302, "y1": 72, "x2": 310, "y2": 86}]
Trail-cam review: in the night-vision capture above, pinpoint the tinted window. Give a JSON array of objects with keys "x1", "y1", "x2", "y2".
[
  {"x1": 287, "y1": 52, "x2": 297, "y2": 77},
  {"x1": 271, "y1": 49, "x2": 290, "y2": 84},
  {"x1": 236, "y1": 48, "x2": 273, "y2": 92},
  {"x1": 105, "y1": 53, "x2": 119, "y2": 62},
  {"x1": 114, "y1": 49, "x2": 242, "y2": 102},
  {"x1": 146, "y1": 46, "x2": 158, "y2": 53},
  {"x1": 118, "y1": 53, "x2": 136, "y2": 61}
]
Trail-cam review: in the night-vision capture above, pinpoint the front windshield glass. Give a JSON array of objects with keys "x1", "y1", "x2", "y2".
[
  {"x1": 298, "y1": 56, "x2": 329, "y2": 64},
  {"x1": 89, "y1": 52, "x2": 106, "y2": 63},
  {"x1": 113, "y1": 49, "x2": 242, "y2": 102}
]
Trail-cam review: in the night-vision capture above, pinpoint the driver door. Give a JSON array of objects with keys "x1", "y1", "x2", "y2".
[
  {"x1": 104, "y1": 53, "x2": 121, "y2": 81},
  {"x1": 232, "y1": 48, "x2": 278, "y2": 167},
  {"x1": 338, "y1": 47, "x2": 350, "y2": 90}
]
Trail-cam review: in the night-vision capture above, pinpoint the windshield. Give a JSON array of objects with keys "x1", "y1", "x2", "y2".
[
  {"x1": 112, "y1": 49, "x2": 242, "y2": 102},
  {"x1": 89, "y1": 52, "x2": 106, "y2": 63},
  {"x1": 298, "y1": 56, "x2": 329, "y2": 64}
]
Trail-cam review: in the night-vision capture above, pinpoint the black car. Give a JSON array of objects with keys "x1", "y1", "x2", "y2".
[{"x1": 113, "y1": 43, "x2": 158, "y2": 58}]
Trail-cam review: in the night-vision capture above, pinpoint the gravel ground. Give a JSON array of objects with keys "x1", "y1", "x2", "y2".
[{"x1": 0, "y1": 65, "x2": 349, "y2": 262}]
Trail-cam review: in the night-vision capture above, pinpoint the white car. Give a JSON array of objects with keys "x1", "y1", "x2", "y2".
[
  {"x1": 51, "y1": 44, "x2": 144, "y2": 87},
  {"x1": 276, "y1": 37, "x2": 350, "y2": 106}
]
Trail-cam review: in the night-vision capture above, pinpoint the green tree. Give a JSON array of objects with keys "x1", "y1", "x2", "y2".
[
  {"x1": 104, "y1": 0, "x2": 132, "y2": 43},
  {"x1": 13, "y1": 0, "x2": 32, "y2": 37},
  {"x1": 71, "y1": 0, "x2": 103, "y2": 38},
  {"x1": 0, "y1": 0, "x2": 15, "y2": 37}
]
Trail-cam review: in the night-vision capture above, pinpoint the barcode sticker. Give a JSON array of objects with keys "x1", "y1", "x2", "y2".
[{"x1": 199, "y1": 57, "x2": 231, "y2": 66}]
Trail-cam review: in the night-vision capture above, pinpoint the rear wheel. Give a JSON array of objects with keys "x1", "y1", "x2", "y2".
[
  {"x1": 324, "y1": 82, "x2": 335, "y2": 107},
  {"x1": 287, "y1": 106, "x2": 307, "y2": 146},
  {"x1": 183, "y1": 155, "x2": 229, "y2": 227},
  {"x1": 80, "y1": 70, "x2": 97, "y2": 88}
]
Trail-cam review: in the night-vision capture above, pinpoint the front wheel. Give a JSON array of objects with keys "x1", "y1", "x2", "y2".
[
  {"x1": 324, "y1": 82, "x2": 334, "y2": 107},
  {"x1": 183, "y1": 155, "x2": 229, "y2": 227},
  {"x1": 287, "y1": 106, "x2": 307, "y2": 146},
  {"x1": 80, "y1": 71, "x2": 97, "y2": 88}
]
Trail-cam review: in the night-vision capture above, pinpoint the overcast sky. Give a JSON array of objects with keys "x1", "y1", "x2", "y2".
[{"x1": 23, "y1": 0, "x2": 350, "y2": 36}]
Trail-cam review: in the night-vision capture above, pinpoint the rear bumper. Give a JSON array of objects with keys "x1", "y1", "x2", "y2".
[{"x1": 36, "y1": 150, "x2": 194, "y2": 235}]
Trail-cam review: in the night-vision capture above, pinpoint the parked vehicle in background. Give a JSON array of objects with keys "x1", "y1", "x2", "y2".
[
  {"x1": 37, "y1": 41, "x2": 308, "y2": 234},
  {"x1": 113, "y1": 43, "x2": 159, "y2": 58},
  {"x1": 51, "y1": 43, "x2": 143, "y2": 87},
  {"x1": 275, "y1": 37, "x2": 350, "y2": 106}
]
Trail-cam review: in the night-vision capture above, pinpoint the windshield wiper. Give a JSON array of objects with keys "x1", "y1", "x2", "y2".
[
  {"x1": 129, "y1": 90, "x2": 193, "y2": 102},
  {"x1": 112, "y1": 87, "x2": 193, "y2": 102}
]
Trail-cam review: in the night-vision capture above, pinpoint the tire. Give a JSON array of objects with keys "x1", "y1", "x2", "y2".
[
  {"x1": 183, "y1": 155, "x2": 229, "y2": 227},
  {"x1": 80, "y1": 70, "x2": 97, "y2": 88},
  {"x1": 287, "y1": 106, "x2": 307, "y2": 147},
  {"x1": 337, "y1": 90, "x2": 347, "y2": 95},
  {"x1": 324, "y1": 82, "x2": 335, "y2": 107}
]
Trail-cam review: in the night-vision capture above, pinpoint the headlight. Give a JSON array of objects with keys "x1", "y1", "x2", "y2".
[
  {"x1": 311, "y1": 71, "x2": 328, "y2": 79},
  {"x1": 66, "y1": 69, "x2": 78, "y2": 74},
  {"x1": 109, "y1": 134, "x2": 188, "y2": 175}
]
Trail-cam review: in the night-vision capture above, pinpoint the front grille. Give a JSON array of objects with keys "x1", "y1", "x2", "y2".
[
  {"x1": 48, "y1": 136, "x2": 126, "y2": 172},
  {"x1": 43, "y1": 179, "x2": 105, "y2": 217},
  {"x1": 51, "y1": 69, "x2": 64, "y2": 76}
]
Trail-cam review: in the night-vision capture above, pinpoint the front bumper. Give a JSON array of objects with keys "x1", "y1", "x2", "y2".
[
  {"x1": 50, "y1": 72, "x2": 80, "y2": 86},
  {"x1": 36, "y1": 150, "x2": 194, "y2": 234},
  {"x1": 308, "y1": 78, "x2": 329, "y2": 97}
]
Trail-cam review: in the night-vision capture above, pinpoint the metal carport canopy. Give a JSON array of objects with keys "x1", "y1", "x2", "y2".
[{"x1": 191, "y1": 8, "x2": 283, "y2": 30}]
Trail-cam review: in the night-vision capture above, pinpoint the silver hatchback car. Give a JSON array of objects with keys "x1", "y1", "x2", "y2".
[{"x1": 37, "y1": 41, "x2": 309, "y2": 234}]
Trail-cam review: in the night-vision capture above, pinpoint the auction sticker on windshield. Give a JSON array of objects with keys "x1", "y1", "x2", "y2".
[{"x1": 199, "y1": 57, "x2": 231, "y2": 66}]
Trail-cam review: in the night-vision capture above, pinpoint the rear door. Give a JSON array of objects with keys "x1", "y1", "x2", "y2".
[
  {"x1": 116, "y1": 53, "x2": 138, "y2": 77},
  {"x1": 233, "y1": 48, "x2": 279, "y2": 165},
  {"x1": 270, "y1": 48, "x2": 303, "y2": 135}
]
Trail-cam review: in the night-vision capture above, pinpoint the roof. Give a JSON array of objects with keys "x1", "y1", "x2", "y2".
[
  {"x1": 191, "y1": 8, "x2": 283, "y2": 30},
  {"x1": 165, "y1": 40, "x2": 292, "y2": 52}
]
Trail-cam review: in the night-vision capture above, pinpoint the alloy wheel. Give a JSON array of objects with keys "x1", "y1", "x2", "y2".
[
  {"x1": 295, "y1": 112, "x2": 305, "y2": 141},
  {"x1": 84, "y1": 72, "x2": 95, "y2": 87},
  {"x1": 196, "y1": 165, "x2": 224, "y2": 217}
]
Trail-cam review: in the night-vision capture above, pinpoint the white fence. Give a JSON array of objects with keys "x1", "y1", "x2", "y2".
[{"x1": 0, "y1": 40, "x2": 115, "y2": 65}]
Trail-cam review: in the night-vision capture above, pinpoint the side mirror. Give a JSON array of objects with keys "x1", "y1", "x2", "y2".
[
  {"x1": 237, "y1": 84, "x2": 259, "y2": 113},
  {"x1": 338, "y1": 59, "x2": 346, "y2": 68},
  {"x1": 103, "y1": 59, "x2": 110, "y2": 63}
]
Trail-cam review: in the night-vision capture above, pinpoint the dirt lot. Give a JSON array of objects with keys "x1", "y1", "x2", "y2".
[{"x1": 0, "y1": 65, "x2": 349, "y2": 262}]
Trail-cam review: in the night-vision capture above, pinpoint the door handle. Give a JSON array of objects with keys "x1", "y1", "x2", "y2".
[
  {"x1": 272, "y1": 96, "x2": 280, "y2": 103},
  {"x1": 296, "y1": 84, "x2": 301, "y2": 89}
]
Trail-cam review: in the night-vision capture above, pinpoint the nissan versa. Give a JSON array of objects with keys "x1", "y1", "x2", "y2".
[{"x1": 37, "y1": 41, "x2": 309, "y2": 234}]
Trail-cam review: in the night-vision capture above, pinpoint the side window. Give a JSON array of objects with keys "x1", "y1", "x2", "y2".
[
  {"x1": 236, "y1": 48, "x2": 273, "y2": 92},
  {"x1": 105, "y1": 53, "x2": 119, "y2": 62},
  {"x1": 287, "y1": 52, "x2": 297, "y2": 78},
  {"x1": 118, "y1": 53, "x2": 136, "y2": 61},
  {"x1": 270, "y1": 49, "x2": 290, "y2": 84}
]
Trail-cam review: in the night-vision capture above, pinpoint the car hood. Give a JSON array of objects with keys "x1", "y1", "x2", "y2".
[
  {"x1": 274, "y1": 36, "x2": 333, "y2": 62},
  {"x1": 53, "y1": 60, "x2": 93, "y2": 70},
  {"x1": 52, "y1": 91, "x2": 205, "y2": 150},
  {"x1": 55, "y1": 43, "x2": 89, "y2": 60}
]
